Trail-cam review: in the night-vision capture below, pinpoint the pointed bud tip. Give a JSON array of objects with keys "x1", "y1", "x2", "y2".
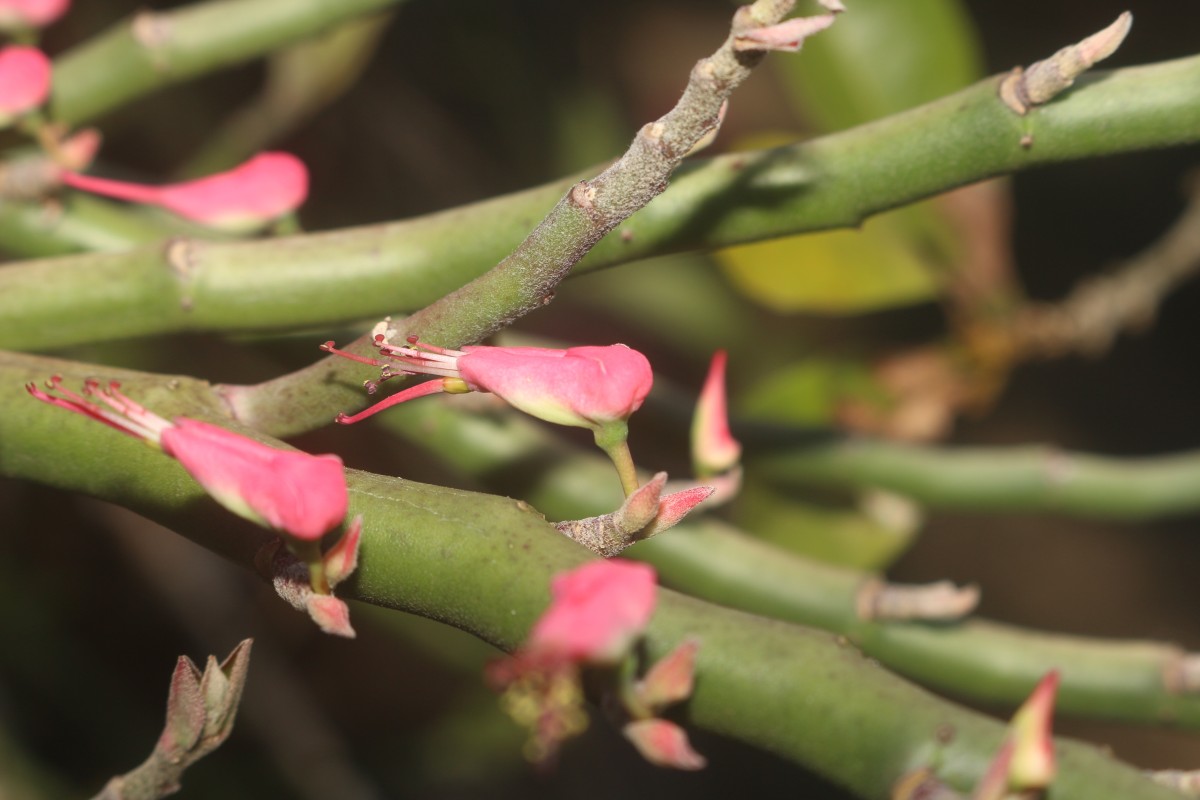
[{"x1": 623, "y1": 719, "x2": 706, "y2": 770}]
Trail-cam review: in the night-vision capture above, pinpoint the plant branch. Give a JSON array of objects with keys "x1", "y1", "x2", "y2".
[
  {"x1": 0, "y1": 350, "x2": 1180, "y2": 800},
  {"x1": 225, "y1": 0, "x2": 840, "y2": 433},
  {"x1": 1012, "y1": 175, "x2": 1200, "y2": 358},
  {"x1": 0, "y1": 55, "x2": 1195, "y2": 358},
  {"x1": 753, "y1": 435, "x2": 1200, "y2": 520},
  {"x1": 50, "y1": 0, "x2": 407, "y2": 127},
  {"x1": 378, "y1": 392, "x2": 1200, "y2": 731}
]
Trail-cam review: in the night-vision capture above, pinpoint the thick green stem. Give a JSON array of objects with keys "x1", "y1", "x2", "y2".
[
  {"x1": 50, "y1": 0, "x2": 408, "y2": 126},
  {"x1": 0, "y1": 350, "x2": 1180, "y2": 800},
  {"x1": 1, "y1": 56, "x2": 1196, "y2": 360},
  {"x1": 752, "y1": 436, "x2": 1200, "y2": 519},
  {"x1": 377, "y1": 395, "x2": 1200, "y2": 731}
]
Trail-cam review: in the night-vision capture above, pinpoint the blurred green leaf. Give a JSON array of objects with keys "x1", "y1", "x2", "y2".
[
  {"x1": 735, "y1": 483, "x2": 917, "y2": 570},
  {"x1": 778, "y1": 0, "x2": 984, "y2": 131},
  {"x1": 716, "y1": 215, "x2": 940, "y2": 314},
  {"x1": 739, "y1": 356, "x2": 885, "y2": 426}
]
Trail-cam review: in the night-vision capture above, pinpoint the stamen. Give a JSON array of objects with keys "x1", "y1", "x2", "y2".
[
  {"x1": 335, "y1": 379, "x2": 452, "y2": 425},
  {"x1": 320, "y1": 340, "x2": 388, "y2": 368},
  {"x1": 403, "y1": 335, "x2": 467, "y2": 358}
]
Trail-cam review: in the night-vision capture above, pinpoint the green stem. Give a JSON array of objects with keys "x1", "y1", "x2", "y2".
[
  {"x1": 50, "y1": 0, "x2": 409, "y2": 127},
  {"x1": 597, "y1": 428, "x2": 639, "y2": 497},
  {"x1": 377, "y1": 394, "x2": 1200, "y2": 731},
  {"x1": 0, "y1": 56, "x2": 1195, "y2": 358},
  {"x1": 752, "y1": 436, "x2": 1200, "y2": 520},
  {"x1": 0, "y1": 350, "x2": 1179, "y2": 799}
]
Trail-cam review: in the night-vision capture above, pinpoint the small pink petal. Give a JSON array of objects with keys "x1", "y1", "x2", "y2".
[
  {"x1": 458, "y1": 344, "x2": 653, "y2": 431},
  {"x1": 527, "y1": 560, "x2": 658, "y2": 664},
  {"x1": 323, "y1": 514, "x2": 363, "y2": 588},
  {"x1": 615, "y1": 472, "x2": 667, "y2": 534},
  {"x1": 161, "y1": 419, "x2": 347, "y2": 542},
  {"x1": 644, "y1": 485, "x2": 714, "y2": 537},
  {"x1": 623, "y1": 719, "x2": 706, "y2": 770},
  {"x1": 733, "y1": 13, "x2": 837, "y2": 53},
  {"x1": 691, "y1": 350, "x2": 741, "y2": 476},
  {"x1": 305, "y1": 594, "x2": 356, "y2": 638},
  {"x1": 0, "y1": 0, "x2": 69, "y2": 29},
  {"x1": 0, "y1": 46, "x2": 50, "y2": 121},
  {"x1": 61, "y1": 151, "x2": 309, "y2": 231},
  {"x1": 637, "y1": 638, "x2": 700, "y2": 712}
]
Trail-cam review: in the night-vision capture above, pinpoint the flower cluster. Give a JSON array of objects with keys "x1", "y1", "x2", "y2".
[
  {"x1": 487, "y1": 560, "x2": 705, "y2": 769},
  {"x1": 27, "y1": 377, "x2": 360, "y2": 637}
]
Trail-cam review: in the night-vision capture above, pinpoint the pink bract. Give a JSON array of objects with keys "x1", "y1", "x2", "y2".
[
  {"x1": 162, "y1": 419, "x2": 347, "y2": 542},
  {"x1": 457, "y1": 344, "x2": 653, "y2": 429},
  {"x1": 0, "y1": 46, "x2": 50, "y2": 120},
  {"x1": 527, "y1": 560, "x2": 658, "y2": 664},
  {"x1": 0, "y1": 0, "x2": 68, "y2": 30},
  {"x1": 691, "y1": 349, "x2": 741, "y2": 475},
  {"x1": 61, "y1": 151, "x2": 309, "y2": 231}
]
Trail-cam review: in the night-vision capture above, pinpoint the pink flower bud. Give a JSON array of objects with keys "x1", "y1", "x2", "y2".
[
  {"x1": 527, "y1": 560, "x2": 658, "y2": 664},
  {"x1": 305, "y1": 594, "x2": 356, "y2": 639},
  {"x1": 1009, "y1": 670, "x2": 1058, "y2": 789},
  {"x1": 972, "y1": 670, "x2": 1059, "y2": 800},
  {"x1": 161, "y1": 419, "x2": 347, "y2": 542},
  {"x1": 0, "y1": 46, "x2": 50, "y2": 126},
  {"x1": 324, "y1": 338, "x2": 653, "y2": 433},
  {"x1": 61, "y1": 151, "x2": 308, "y2": 232},
  {"x1": 322, "y1": 514, "x2": 362, "y2": 587},
  {"x1": 623, "y1": 719, "x2": 706, "y2": 770},
  {"x1": 27, "y1": 378, "x2": 347, "y2": 543},
  {"x1": 636, "y1": 638, "x2": 700, "y2": 712},
  {"x1": 691, "y1": 350, "x2": 741, "y2": 476},
  {"x1": 0, "y1": 0, "x2": 69, "y2": 30}
]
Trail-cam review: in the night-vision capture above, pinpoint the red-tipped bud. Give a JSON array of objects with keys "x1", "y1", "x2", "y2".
[
  {"x1": 637, "y1": 638, "x2": 700, "y2": 712},
  {"x1": 1009, "y1": 670, "x2": 1059, "y2": 789},
  {"x1": 691, "y1": 350, "x2": 741, "y2": 476},
  {"x1": 322, "y1": 514, "x2": 362, "y2": 588},
  {"x1": 623, "y1": 719, "x2": 707, "y2": 770},
  {"x1": 305, "y1": 594, "x2": 356, "y2": 639}
]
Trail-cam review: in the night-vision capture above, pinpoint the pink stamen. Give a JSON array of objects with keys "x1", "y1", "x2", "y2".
[
  {"x1": 334, "y1": 379, "x2": 449, "y2": 425},
  {"x1": 319, "y1": 340, "x2": 388, "y2": 368}
]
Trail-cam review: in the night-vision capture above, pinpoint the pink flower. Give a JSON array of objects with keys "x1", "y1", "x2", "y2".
[
  {"x1": 323, "y1": 336, "x2": 653, "y2": 432},
  {"x1": 61, "y1": 151, "x2": 308, "y2": 232},
  {"x1": 0, "y1": 46, "x2": 50, "y2": 126},
  {"x1": 0, "y1": 0, "x2": 68, "y2": 30},
  {"x1": 691, "y1": 350, "x2": 741, "y2": 476},
  {"x1": 527, "y1": 560, "x2": 657, "y2": 664},
  {"x1": 27, "y1": 376, "x2": 347, "y2": 542}
]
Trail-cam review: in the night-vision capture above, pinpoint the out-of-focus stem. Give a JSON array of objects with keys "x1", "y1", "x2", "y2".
[
  {"x1": 376, "y1": 395, "x2": 1200, "y2": 730},
  {"x1": 50, "y1": 0, "x2": 407, "y2": 126},
  {"x1": 753, "y1": 436, "x2": 1200, "y2": 520},
  {"x1": 0, "y1": 56, "x2": 1197, "y2": 359}
]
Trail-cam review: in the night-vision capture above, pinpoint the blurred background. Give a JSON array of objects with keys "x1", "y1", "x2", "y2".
[{"x1": 3, "y1": 0, "x2": 1200, "y2": 797}]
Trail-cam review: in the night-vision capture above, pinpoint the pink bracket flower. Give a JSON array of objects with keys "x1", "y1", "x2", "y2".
[
  {"x1": 0, "y1": 0, "x2": 69, "y2": 31},
  {"x1": 61, "y1": 151, "x2": 309, "y2": 232},
  {"x1": 323, "y1": 334, "x2": 653, "y2": 494},
  {"x1": 0, "y1": 46, "x2": 50, "y2": 127},
  {"x1": 28, "y1": 376, "x2": 359, "y2": 636},
  {"x1": 27, "y1": 377, "x2": 348, "y2": 541},
  {"x1": 488, "y1": 561, "x2": 705, "y2": 769}
]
